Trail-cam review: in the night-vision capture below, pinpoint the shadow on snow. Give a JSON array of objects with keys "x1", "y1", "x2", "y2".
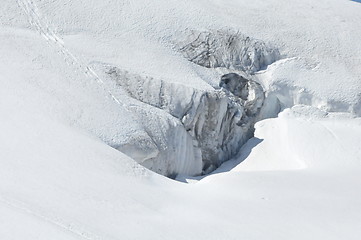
[{"x1": 176, "y1": 137, "x2": 263, "y2": 183}]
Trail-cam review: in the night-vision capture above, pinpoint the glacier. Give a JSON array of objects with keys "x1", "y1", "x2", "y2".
[
  {"x1": 178, "y1": 29, "x2": 280, "y2": 73},
  {"x1": 2, "y1": 0, "x2": 361, "y2": 239},
  {"x1": 101, "y1": 66, "x2": 266, "y2": 176},
  {"x1": 86, "y1": 29, "x2": 280, "y2": 177}
]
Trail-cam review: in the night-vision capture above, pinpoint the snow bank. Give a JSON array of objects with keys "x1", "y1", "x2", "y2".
[
  {"x1": 257, "y1": 58, "x2": 361, "y2": 116},
  {"x1": 233, "y1": 105, "x2": 361, "y2": 171}
]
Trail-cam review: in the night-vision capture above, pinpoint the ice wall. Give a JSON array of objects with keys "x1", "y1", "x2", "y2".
[
  {"x1": 178, "y1": 29, "x2": 280, "y2": 74},
  {"x1": 105, "y1": 68, "x2": 265, "y2": 176}
]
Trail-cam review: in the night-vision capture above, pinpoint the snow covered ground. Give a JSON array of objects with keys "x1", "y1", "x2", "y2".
[{"x1": 1, "y1": 0, "x2": 361, "y2": 239}]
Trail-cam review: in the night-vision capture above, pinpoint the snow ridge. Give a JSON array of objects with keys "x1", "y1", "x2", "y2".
[{"x1": 0, "y1": 195, "x2": 101, "y2": 240}]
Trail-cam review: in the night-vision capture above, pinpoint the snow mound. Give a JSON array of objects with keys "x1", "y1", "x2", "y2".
[
  {"x1": 233, "y1": 105, "x2": 361, "y2": 172},
  {"x1": 258, "y1": 57, "x2": 361, "y2": 117}
]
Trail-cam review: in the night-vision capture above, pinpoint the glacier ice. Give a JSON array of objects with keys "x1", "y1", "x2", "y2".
[
  {"x1": 85, "y1": 29, "x2": 283, "y2": 177},
  {"x1": 103, "y1": 67, "x2": 265, "y2": 176},
  {"x1": 177, "y1": 29, "x2": 280, "y2": 74}
]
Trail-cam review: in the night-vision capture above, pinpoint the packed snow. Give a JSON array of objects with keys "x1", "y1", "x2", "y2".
[{"x1": 1, "y1": 0, "x2": 361, "y2": 239}]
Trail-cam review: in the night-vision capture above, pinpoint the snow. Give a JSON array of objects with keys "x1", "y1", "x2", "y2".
[
  {"x1": 1, "y1": 0, "x2": 361, "y2": 239},
  {"x1": 225, "y1": 106, "x2": 361, "y2": 172}
]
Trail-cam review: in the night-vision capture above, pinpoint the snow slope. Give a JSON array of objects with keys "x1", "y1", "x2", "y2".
[
  {"x1": 1, "y1": 100, "x2": 361, "y2": 239},
  {"x1": 21, "y1": 0, "x2": 361, "y2": 113},
  {"x1": 1, "y1": 0, "x2": 361, "y2": 239}
]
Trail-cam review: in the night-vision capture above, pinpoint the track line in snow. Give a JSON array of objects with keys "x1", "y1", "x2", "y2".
[
  {"x1": 17, "y1": 0, "x2": 127, "y2": 109},
  {"x1": 0, "y1": 195, "x2": 103, "y2": 240},
  {"x1": 320, "y1": 122, "x2": 347, "y2": 153}
]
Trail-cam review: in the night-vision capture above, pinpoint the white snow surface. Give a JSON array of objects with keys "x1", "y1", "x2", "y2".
[{"x1": 1, "y1": 0, "x2": 361, "y2": 239}]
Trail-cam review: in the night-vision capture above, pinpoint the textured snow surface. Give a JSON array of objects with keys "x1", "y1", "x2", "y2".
[
  {"x1": 1, "y1": 0, "x2": 361, "y2": 239},
  {"x1": 178, "y1": 29, "x2": 280, "y2": 73}
]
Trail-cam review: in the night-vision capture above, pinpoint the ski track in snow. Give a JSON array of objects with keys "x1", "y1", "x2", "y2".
[
  {"x1": 320, "y1": 122, "x2": 347, "y2": 153},
  {"x1": 9, "y1": 3, "x2": 124, "y2": 237},
  {"x1": 17, "y1": 0, "x2": 126, "y2": 109},
  {"x1": 0, "y1": 195, "x2": 102, "y2": 240}
]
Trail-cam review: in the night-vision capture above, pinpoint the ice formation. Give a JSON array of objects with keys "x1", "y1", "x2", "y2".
[
  {"x1": 178, "y1": 29, "x2": 280, "y2": 73},
  {"x1": 85, "y1": 29, "x2": 282, "y2": 177},
  {"x1": 104, "y1": 67, "x2": 265, "y2": 176}
]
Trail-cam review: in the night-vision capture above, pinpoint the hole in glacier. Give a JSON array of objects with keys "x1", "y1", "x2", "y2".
[
  {"x1": 212, "y1": 138, "x2": 264, "y2": 174},
  {"x1": 176, "y1": 137, "x2": 264, "y2": 183},
  {"x1": 103, "y1": 65, "x2": 271, "y2": 179},
  {"x1": 101, "y1": 57, "x2": 356, "y2": 181}
]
